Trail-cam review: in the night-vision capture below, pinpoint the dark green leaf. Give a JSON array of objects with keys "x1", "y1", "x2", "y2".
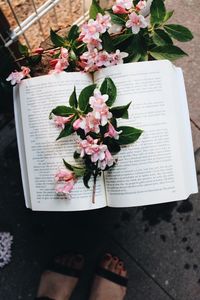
[
  {"x1": 27, "y1": 54, "x2": 41, "y2": 66},
  {"x1": 118, "y1": 126, "x2": 143, "y2": 145},
  {"x1": 149, "y1": 45, "x2": 188, "y2": 60},
  {"x1": 56, "y1": 123, "x2": 74, "y2": 140},
  {"x1": 110, "y1": 102, "x2": 131, "y2": 119},
  {"x1": 100, "y1": 78, "x2": 117, "y2": 107},
  {"x1": 164, "y1": 24, "x2": 193, "y2": 42},
  {"x1": 83, "y1": 170, "x2": 92, "y2": 188},
  {"x1": 74, "y1": 151, "x2": 80, "y2": 159},
  {"x1": 89, "y1": 0, "x2": 104, "y2": 19},
  {"x1": 150, "y1": 0, "x2": 166, "y2": 25},
  {"x1": 18, "y1": 43, "x2": 29, "y2": 56},
  {"x1": 68, "y1": 25, "x2": 79, "y2": 41},
  {"x1": 152, "y1": 29, "x2": 172, "y2": 46},
  {"x1": 50, "y1": 29, "x2": 66, "y2": 47},
  {"x1": 63, "y1": 159, "x2": 85, "y2": 177},
  {"x1": 139, "y1": 53, "x2": 148, "y2": 61},
  {"x1": 101, "y1": 31, "x2": 115, "y2": 52},
  {"x1": 163, "y1": 10, "x2": 174, "y2": 22},
  {"x1": 78, "y1": 84, "x2": 96, "y2": 112},
  {"x1": 113, "y1": 34, "x2": 133, "y2": 46},
  {"x1": 69, "y1": 87, "x2": 78, "y2": 108},
  {"x1": 109, "y1": 12, "x2": 126, "y2": 25},
  {"x1": 124, "y1": 52, "x2": 141, "y2": 63},
  {"x1": 50, "y1": 106, "x2": 75, "y2": 117},
  {"x1": 104, "y1": 137, "x2": 121, "y2": 154}
]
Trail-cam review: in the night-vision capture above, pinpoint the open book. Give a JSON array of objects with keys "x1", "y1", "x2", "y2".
[{"x1": 14, "y1": 60, "x2": 198, "y2": 211}]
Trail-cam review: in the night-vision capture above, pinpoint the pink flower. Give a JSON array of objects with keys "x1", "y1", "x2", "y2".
[
  {"x1": 78, "y1": 136, "x2": 99, "y2": 158},
  {"x1": 55, "y1": 169, "x2": 75, "y2": 182},
  {"x1": 110, "y1": 49, "x2": 128, "y2": 65},
  {"x1": 77, "y1": 136, "x2": 115, "y2": 170},
  {"x1": 104, "y1": 123, "x2": 122, "y2": 140},
  {"x1": 49, "y1": 47, "x2": 69, "y2": 74},
  {"x1": 73, "y1": 117, "x2": 85, "y2": 131},
  {"x1": 98, "y1": 149, "x2": 115, "y2": 170},
  {"x1": 79, "y1": 19, "x2": 101, "y2": 44},
  {"x1": 85, "y1": 112, "x2": 101, "y2": 133},
  {"x1": 96, "y1": 13, "x2": 111, "y2": 33},
  {"x1": 89, "y1": 89, "x2": 108, "y2": 110},
  {"x1": 136, "y1": 0, "x2": 147, "y2": 11},
  {"x1": 32, "y1": 47, "x2": 44, "y2": 54},
  {"x1": 54, "y1": 115, "x2": 73, "y2": 129},
  {"x1": 73, "y1": 114, "x2": 100, "y2": 134},
  {"x1": 55, "y1": 181, "x2": 75, "y2": 195},
  {"x1": 89, "y1": 89, "x2": 112, "y2": 126},
  {"x1": 126, "y1": 12, "x2": 148, "y2": 34},
  {"x1": 79, "y1": 49, "x2": 100, "y2": 72},
  {"x1": 55, "y1": 169, "x2": 76, "y2": 196},
  {"x1": 6, "y1": 66, "x2": 30, "y2": 85},
  {"x1": 21, "y1": 66, "x2": 31, "y2": 76},
  {"x1": 96, "y1": 50, "x2": 111, "y2": 67},
  {"x1": 112, "y1": 0, "x2": 133, "y2": 14}
]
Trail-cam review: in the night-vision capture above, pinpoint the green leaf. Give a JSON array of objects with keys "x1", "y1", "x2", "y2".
[
  {"x1": 78, "y1": 84, "x2": 97, "y2": 112},
  {"x1": 150, "y1": 0, "x2": 166, "y2": 25},
  {"x1": 89, "y1": 0, "x2": 104, "y2": 19},
  {"x1": 18, "y1": 43, "x2": 29, "y2": 56},
  {"x1": 63, "y1": 159, "x2": 85, "y2": 177},
  {"x1": 69, "y1": 87, "x2": 78, "y2": 108},
  {"x1": 68, "y1": 25, "x2": 79, "y2": 41},
  {"x1": 124, "y1": 52, "x2": 141, "y2": 63},
  {"x1": 101, "y1": 31, "x2": 115, "y2": 52},
  {"x1": 164, "y1": 24, "x2": 193, "y2": 42},
  {"x1": 56, "y1": 123, "x2": 74, "y2": 140},
  {"x1": 139, "y1": 53, "x2": 148, "y2": 61},
  {"x1": 113, "y1": 34, "x2": 133, "y2": 46},
  {"x1": 152, "y1": 29, "x2": 172, "y2": 46},
  {"x1": 83, "y1": 170, "x2": 92, "y2": 188},
  {"x1": 110, "y1": 102, "x2": 131, "y2": 119},
  {"x1": 118, "y1": 126, "x2": 143, "y2": 145},
  {"x1": 50, "y1": 29, "x2": 66, "y2": 47},
  {"x1": 27, "y1": 54, "x2": 41, "y2": 66},
  {"x1": 149, "y1": 45, "x2": 188, "y2": 61},
  {"x1": 163, "y1": 10, "x2": 174, "y2": 22},
  {"x1": 50, "y1": 106, "x2": 75, "y2": 117},
  {"x1": 104, "y1": 137, "x2": 121, "y2": 154},
  {"x1": 74, "y1": 151, "x2": 80, "y2": 159},
  {"x1": 100, "y1": 78, "x2": 117, "y2": 107},
  {"x1": 109, "y1": 12, "x2": 125, "y2": 26}
]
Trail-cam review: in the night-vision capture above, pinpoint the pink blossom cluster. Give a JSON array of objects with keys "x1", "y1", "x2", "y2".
[
  {"x1": 55, "y1": 169, "x2": 76, "y2": 195},
  {"x1": 6, "y1": 66, "x2": 30, "y2": 85},
  {"x1": 73, "y1": 89, "x2": 112, "y2": 134},
  {"x1": 79, "y1": 49, "x2": 128, "y2": 72},
  {"x1": 78, "y1": 136, "x2": 115, "y2": 170},
  {"x1": 112, "y1": 0, "x2": 148, "y2": 34},
  {"x1": 79, "y1": 13, "x2": 111, "y2": 50},
  {"x1": 49, "y1": 47, "x2": 69, "y2": 74}
]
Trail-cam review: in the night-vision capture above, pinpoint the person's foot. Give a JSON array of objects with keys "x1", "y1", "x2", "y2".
[
  {"x1": 89, "y1": 253, "x2": 128, "y2": 300},
  {"x1": 36, "y1": 254, "x2": 84, "y2": 300}
]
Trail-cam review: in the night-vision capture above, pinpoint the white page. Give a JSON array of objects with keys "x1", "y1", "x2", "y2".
[
  {"x1": 19, "y1": 72, "x2": 106, "y2": 211},
  {"x1": 94, "y1": 60, "x2": 198, "y2": 207},
  {"x1": 14, "y1": 86, "x2": 32, "y2": 209},
  {"x1": 175, "y1": 67, "x2": 198, "y2": 193}
]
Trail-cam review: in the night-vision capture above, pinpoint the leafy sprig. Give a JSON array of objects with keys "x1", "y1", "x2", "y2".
[{"x1": 51, "y1": 78, "x2": 143, "y2": 202}]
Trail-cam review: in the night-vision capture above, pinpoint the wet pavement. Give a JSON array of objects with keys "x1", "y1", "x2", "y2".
[{"x1": 0, "y1": 0, "x2": 200, "y2": 299}]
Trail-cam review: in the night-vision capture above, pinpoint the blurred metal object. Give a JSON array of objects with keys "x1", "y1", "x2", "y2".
[{"x1": 3, "y1": 0, "x2": 92, "y2": 50}]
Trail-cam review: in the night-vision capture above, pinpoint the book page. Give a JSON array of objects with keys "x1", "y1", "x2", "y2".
[
  {"x1": 18, "y1": 72, "x2": 107, "y2": 211},
  {"x1": 94, "y1": 60, "x2": 198, "y2": 207},
  {"x1": 14, "y1": 86, "x2": 32, "y2": 209}
]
